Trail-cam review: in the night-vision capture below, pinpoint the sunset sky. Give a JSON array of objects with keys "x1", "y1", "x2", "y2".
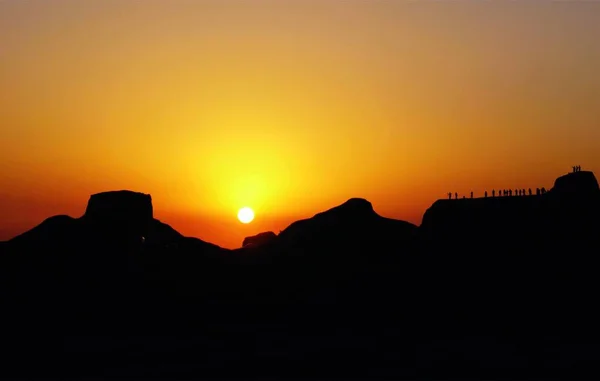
[{"x1": 1, "y1": 0, "x2": 599, "y2": 248}]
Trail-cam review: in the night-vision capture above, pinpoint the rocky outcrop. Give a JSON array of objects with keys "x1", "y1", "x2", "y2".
[
  {"x1": 243, "y1": 231, "x2": 277, "y2": 248},
  {"x1": 316, "y1": 198, "x2": 377, "y2": 220},
  {"x1": 7, "y1": 190, "x2": 186, "y2": 250},
  {"x1": 82, "y1": 190, "x2": 153, "y2": 243},
  {"x1": 419, "y1": 171, "x2": 600, "y2": 249},
  {"x1": 277, "y1": 198, "x2": 416, "y2": 255},
  {"x1": 84, "y1": 190, "x2": 153, "y2": 223},
  {"x1": 551, "y1": 171, "x2": 600, "y2": 197}
]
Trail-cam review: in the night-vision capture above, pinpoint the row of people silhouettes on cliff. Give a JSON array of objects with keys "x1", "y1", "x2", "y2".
[
  {"x1": 448, "y1": 187, "x2": 547, "y2": 200},
  {"x1": 573, "y1": 165, "x2": 582, "y2": 173}
]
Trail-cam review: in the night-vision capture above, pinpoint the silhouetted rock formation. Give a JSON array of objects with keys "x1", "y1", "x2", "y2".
[
  {"x1": 83, "y1": 190, "x2": 153, "y2": 244},
  {"x1": 85, "y1": 190, "x2": 153, "y2": 221},
  {"x1": 551, "y1": 170, "x2": 600, "y2": 197},
  {"x1": 243, "y1": 231, "x2": 277, "y2": 248},
  {"x1": 2, "y1": 170, "x2": 600, "y2": 379},
  {"x1": 7, "y1": 190, "x2": 192, "y2": 252},
  {"x1": 420, "y1": 171, "x2": 600, "y2": 251},
  {"x1": 277, "y1": 198, "x2": 416, "y2": 255}
]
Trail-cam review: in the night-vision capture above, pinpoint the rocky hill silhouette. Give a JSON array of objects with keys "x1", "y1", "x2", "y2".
[
  {"x1": 1, "y1": 169, "x2": 599, "y2": 379},
  {"x1": 420, "y1": 170, "x2": 599, "y2": 251}
]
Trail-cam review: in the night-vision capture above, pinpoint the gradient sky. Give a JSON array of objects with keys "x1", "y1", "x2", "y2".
[{"x1": 1, "y1": 0, "x2": 599, "y2": 248}]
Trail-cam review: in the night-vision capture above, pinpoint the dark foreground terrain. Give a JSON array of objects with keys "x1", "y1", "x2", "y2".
[{"x1": 1, "y1": 170, "x2": 599, "y2": 379}]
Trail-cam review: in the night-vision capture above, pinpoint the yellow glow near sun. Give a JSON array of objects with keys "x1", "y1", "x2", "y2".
[{"x1": 237, "y1": 207, "x2": 255, "y2": 224}]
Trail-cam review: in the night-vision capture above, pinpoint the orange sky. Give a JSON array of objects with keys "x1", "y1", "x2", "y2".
[{"x1": 1, "y1": 0, "x2": 599, "y2": 248}]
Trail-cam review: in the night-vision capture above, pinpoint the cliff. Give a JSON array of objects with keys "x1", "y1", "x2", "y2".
[
  {"x1": 551, "y1": 170, "x2": 600, "y2": 197},
  {"x1": 419, "y1": 171, "x2": 600, "y2": 249},
  {"x1": 83, "y1": 190, "x2": 153, "y2": 240}
]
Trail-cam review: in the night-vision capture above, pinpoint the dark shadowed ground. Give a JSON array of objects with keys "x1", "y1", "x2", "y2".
[{"x1": 1, "y1": 171, "x2": 599, "y2": 379}]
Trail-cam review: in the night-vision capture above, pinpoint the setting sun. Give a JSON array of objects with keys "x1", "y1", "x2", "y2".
[{"x1": 237, "y1": 207, "x2": 255, "y2": 224}]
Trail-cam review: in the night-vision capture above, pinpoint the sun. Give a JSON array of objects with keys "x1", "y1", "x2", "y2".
[{"x1": 237, "y1": 207, "x2": 255, "y2": 224}]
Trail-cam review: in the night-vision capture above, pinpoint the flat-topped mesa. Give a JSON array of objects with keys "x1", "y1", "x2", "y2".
[
  {"x1": 83, "y1": 190, "x2": 153, "y2": 239},
  {"x1": 551, "y1": 171, "x2": 600, "y2": 197}
]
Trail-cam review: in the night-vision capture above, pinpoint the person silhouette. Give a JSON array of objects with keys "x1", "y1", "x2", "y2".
[
  {"x1": 455, "y1": 192, "x2": 458, "y2": 200},
  {"x1": 448, "y1": 192, "x2": 452, "y2": 200},
  {"x1": 528, "y1": 188, "x2": 532, "y2": 196},
  {"x1": 492, "y1": 190, "x2": 495, "y2": 197},
  {"x1": 536, "y1": 188, "x2": 540, "y2": 195},
  {"x1": 470, "y1": 191, "x2": 473, "y2": 199},
  {"x1": 509, "y1": 189, "x2": 512, "y2": 196},
  {"x1": 578, "y1": 165, "x2": 581, "y2": 172},
  {"x1": 572, "y1": 165, "x2": 576, "y2": 173},
  {"x1": 541, "y1": 187, "x2": 546, "y2": 194},
  {"x1": 485, "y1": 191, "x2": 488, "y2": 198}
]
